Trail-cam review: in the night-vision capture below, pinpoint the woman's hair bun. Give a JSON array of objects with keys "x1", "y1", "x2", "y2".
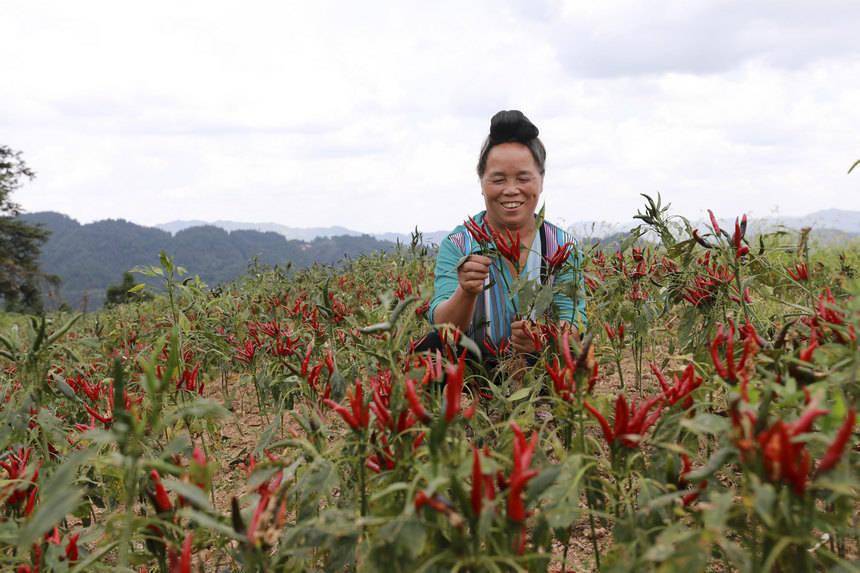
[{"x1": 489, "y1": 110, "x2": 539, "y2": 143}]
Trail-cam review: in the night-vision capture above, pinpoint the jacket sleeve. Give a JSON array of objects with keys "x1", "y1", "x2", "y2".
[
  {"x1": 551, "y1": 238, "x2": 588, "y2": 331},
  {"x1": 427, "y1": 235, "x2": 465, "y2": 323}
]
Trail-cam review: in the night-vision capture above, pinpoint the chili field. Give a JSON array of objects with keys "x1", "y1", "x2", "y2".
[{"x1": 1, "y1": 199, "x2": 858, "y2": 572}]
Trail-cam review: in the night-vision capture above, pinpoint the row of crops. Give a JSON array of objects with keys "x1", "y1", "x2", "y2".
[{"x1": 1, "y1": 198, "x2": 858, "y2": 572}]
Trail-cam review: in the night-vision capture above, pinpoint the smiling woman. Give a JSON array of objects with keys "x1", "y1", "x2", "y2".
[{"x1": 425, "y1": 110, "x2": 587, "y2": 358}]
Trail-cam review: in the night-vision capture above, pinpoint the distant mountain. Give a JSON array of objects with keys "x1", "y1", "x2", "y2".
[
  {"x1": 694, "y1": 209, "x2": 860, "y2": 243},
  {"x1": 375, "y1": 230, "x2": 452, "y2": 246},
  {"x1": 157, "y1": 220, "x2": 363, "y2": 242},
  {"x1": 17, "y1": 207, "x2": 858, "y2": 310},
  {"x1": 159, "y1": 209, "x2": 860, "y2": 245},
  {"x1": 566, "y1": 209, "x2": 860, "y2": 241},
  {"x1": 763, "y1": 209, "x2": 860, "y2": 234},
  {"x1": 19, "y1": 212, "x2": 395, "y2": 310}
]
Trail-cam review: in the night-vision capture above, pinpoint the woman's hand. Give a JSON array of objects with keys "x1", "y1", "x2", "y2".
[
  {"x1": 457, "y1": 255, "x2": 492, "y2": 297},
  {"x1": 510, "y1": 319, "x2": 538, "y2": 354}
]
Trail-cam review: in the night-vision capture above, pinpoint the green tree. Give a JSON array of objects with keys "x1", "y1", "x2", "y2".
[
  {"x1": 105, "y1": 271, "x2": 152, "y2": 306},
  {"x1": 0, "y1": 145, "x2": 52, "y2": 313}
]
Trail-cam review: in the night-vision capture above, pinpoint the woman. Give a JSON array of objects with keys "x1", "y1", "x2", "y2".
[{"x1": 427, "y1": 110, "x2": 587, "y2": 356}]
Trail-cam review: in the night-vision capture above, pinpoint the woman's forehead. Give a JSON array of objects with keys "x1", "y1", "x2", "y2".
[{"x1": 485, "y1": 143, "x2": 540, "y2": 173}]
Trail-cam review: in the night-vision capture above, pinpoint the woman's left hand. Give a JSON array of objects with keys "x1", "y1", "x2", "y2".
[{"x1": 510, "y1": 320, "x2": 537, "y2": 354}]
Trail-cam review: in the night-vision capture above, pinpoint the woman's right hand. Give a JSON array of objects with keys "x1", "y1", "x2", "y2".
[{"x1": 457, "y1": 255, "x2": 492, "y2": 296}]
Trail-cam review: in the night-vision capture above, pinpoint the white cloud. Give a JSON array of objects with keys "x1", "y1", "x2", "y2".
[{"x1": 1, "y1": 0, "x2": 859, "y2": 234}]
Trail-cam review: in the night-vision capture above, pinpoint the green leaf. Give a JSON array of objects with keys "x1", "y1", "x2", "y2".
[
  {"x1": 680, "y1": 412, "x2": 730, "y2": 435},
  {"x1": 752, "y1": 480, "x2": 776, "y2": 528},
  {"x1": 455, "y1": 332, "x2": 482, "y2": 362},
  {"x1": 508, "y1": 387, "x2": 532, "y2": 402},
  {"x1": 684, "y1": 447, "x2": 733, "y2": 482},
  {"x1": 45, "y1": 312, "x2": 82, "y2": 347},
  {"x1": 51, "y1": 375, "x2": 82, "y2": 403},
  {"x1": 531, "y1": 284, "x2": 555, "y2": 318},
  {"x1": 761, "y1": 536, "x2": 795, "y2": 573},
  {"x1": 162, "y1": 477, "x2": 213, "y2": 512},
  {"x1": 535, "y1": 203, "x2": 546, "y2": 230},
  {"x1": 177, "y1": 507, "x2": 243, "y2": 540},
  {"x1": 163, "y1": 399, "x2": 229, "y2": 425},
  {"x1": 18, "y1": 449, "x2": 91, "y2": 548},
  {"x1": 526, "y1": 465, "x2": 560, "y2": 504}
]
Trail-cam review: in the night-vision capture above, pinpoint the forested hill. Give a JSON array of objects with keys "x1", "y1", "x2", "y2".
[{"x1": 18, "y1": 212, "x2": 395, "y2": 310}]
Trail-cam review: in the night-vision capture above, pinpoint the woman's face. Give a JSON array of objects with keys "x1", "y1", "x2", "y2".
[{"x1": 480, "y1": 142, "x2": 543, "y2": 232}]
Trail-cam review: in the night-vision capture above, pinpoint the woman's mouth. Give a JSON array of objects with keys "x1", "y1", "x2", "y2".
[{"x1": 501, "y1": 201, "x2": 524, "y2": 211}]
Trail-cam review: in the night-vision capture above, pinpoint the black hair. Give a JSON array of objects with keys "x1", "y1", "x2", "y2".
[{"x1": 476, "y1": 110, "x2": 546, "y2": 177}]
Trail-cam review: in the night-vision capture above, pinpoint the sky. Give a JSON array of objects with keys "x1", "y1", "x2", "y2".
[{"x1": 2, "y1": 0, "x2": 860, "y2": 234}]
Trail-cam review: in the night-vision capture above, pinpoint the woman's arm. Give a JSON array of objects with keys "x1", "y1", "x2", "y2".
[
  {"x1": 428, "y1": 237, "x2": 491, "y2": 332},
  {"x1": 432, "y1": 282, "x2": 481, "y2": 332}
]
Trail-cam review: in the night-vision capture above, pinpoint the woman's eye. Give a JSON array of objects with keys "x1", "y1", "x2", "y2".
[
  {"x1": 492, "y1": 178, "x2": 505, "y2": 184},
  {"x1": 517, "y1": 176, "x2": 531, "y2": 183}
]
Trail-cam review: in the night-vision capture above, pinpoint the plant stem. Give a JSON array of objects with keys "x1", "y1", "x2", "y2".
[
  {"x1": 359, "y1": 435, "x2": 368, "y2": 517},
  {"x1": 578, "y1": 406, "x2": 601, "y2": 571},
  {"x1": 119, "y1": 456, "x2": 139, "y2": 568}
]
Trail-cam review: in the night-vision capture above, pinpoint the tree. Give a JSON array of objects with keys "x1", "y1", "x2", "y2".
[
  {"x1": 0, "y1": 145, "x2": 52, "y2": 313},
  {"x1": 105, "y1": 271, "x2": 152, "y2": 306}
]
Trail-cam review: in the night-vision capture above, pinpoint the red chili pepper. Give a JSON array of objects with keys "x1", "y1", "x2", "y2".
[
  {"x1": 324, "y1": 381, "x2": 369, "y2": 432},
  {"x1": 150, "y1": 470, "x2": 173, "y2": 513},
  {"x1": 787, "y1": 263, "x2": 809, "y2": 282},
  {"x1": 584, "y1": 400, "x2": 614, "y2": 445},
  {"x1": 463, "y1": 401, "x2": 476, "y2": 420},
  {"x1": 370, "y1": 389, "x2": 392, "y2": 430},
  {"x1": 399, "y1": 379, "x2": 428, "y2": 425},
  {"x1": 324, "y1": 349, "x2": 335, "y2": 374},
  {"x1": 45, "y1": 526, "x2": 61, "y2": 545},
  {"x1": 366, "y1": 455, "x2": 383, "y2": 474},
  {"x1": 491, "y1": 227, "x2": 522, "y2": 269},
  {"x1": 708, "y1": 209, "x2": 720, "y2": 235},
  {"x1": 560, "y1": 329, "x2": 577, "y2": 372},
  {"x1": 756, "y1": 419, "x2": 812, "y2": 495},
  {"x1": 546, "y1": 356, "x2": 571, "y2": 400},
  {"x1": 787, "y1": 399, "x2": 829, "y2": 437},
  {"x1": 544, "y1": 241, "x2": 574, "y2": 275},
  {"x1": 246, "y1": 490, "x2": 271, "y2": 544},
  {"x1": 816, "y1": 409, "x2": 856, "y2": 475},
  {"x1": 732, "y1": 216, "x2": 749, "y2": 258},
  {"x1": 23, "y1": 471, "x2": 39, "y2": 517},
  {"x1": 585, "y1": 394, "x2": 664, "y2": 449},
  {"x1": 604, "y1": 323, "x2": 616, "y2": 340},
  {"x1": 464, "y1": 216, "x2": 493, "y2": 246},
  {"x1": 523, "y1": 322, "x2": 543, "y2": 352},
  {"x1": 799, "y1": 326, "x2": 819, "y2": 363},
  {"x1": 412, "y1": 431, "x2": 426, "y2": 451},
  {"x1": 65, "y1": 533, "x2": 80, "y2": 563},
  {"x1": 301, "y1": 341, "x2": 314, "y2": 377},
  {"x1": 471, "y1": 447, "x2": 483, "y2": 517},
  {"x1": 612, "y1": 395, "x2": 629, "y2": 441},
  {"x1": 651, "y1": 362, "x2": 702, "y2": 408},
  {"x1": 414, "y1": 490, "x2": 449, "y2": 514},
  {"x1": 323, "y1": 399, "x2": 359, "y2": 431},
  {"x1": 234, "y1": 339, "x2": 257, "y2": 364},
  {"x1": 443, "y1": 351, "x2": 466, "y2": 423},
  {"x1": 506, "y1": 422, "x2": 538, "y2": 523},
  {"x1": 692, "y1": 229, "x2": 714, "y2": 249},
  {"x1": 170, "y1": 532, "x2": 192, "y2": 573},
  {"x1": 711, "y1": 321, "x2": 753, "y2": 384}
]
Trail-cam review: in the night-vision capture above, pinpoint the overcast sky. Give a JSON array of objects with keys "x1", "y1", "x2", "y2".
[{"x1": 2, "y1": 0, "x2": 859, "y2": 234}]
